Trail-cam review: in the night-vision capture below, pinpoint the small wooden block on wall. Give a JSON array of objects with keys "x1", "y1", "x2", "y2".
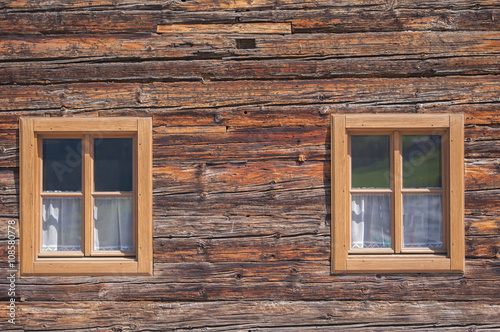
[{"x1": 157, "y1": 23, "x2": 292, "y2": 34}]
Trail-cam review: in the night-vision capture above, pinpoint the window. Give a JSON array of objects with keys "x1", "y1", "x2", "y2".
[
  {"x1": 331, "y1": 114, "x2": 464, "y2": 273},
  {"x1": 20, "y1": 118, "x2": 152, "y2": 276}
]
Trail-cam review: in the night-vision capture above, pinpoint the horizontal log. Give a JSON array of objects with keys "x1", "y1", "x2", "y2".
[
  {"x1": 1, "y1": 0, "x2": 498, "y2": 12},
  {"x1": 8, "y1": 278, "x2": 500, "y2": 302},
  {"x1": 0, "y1": 169, "x2": 17, "y2": 195},
  {"x1": 0, "y1": 195, "x2": 17, "y2": 217},
  {"x1": 0, "y1": 76, "x2": 497, "y2": 113},
  {"x1": 3, "y1": 55, "x2": 500, "y2": 85},
  {"x1": 465, "y1": 158, "x2": 500, "y2": 190},
  {"x1": 1, "y1": 31, "x2": 498, "y2": 61},
  {"x1": 0, "y1": 102, "x2": 498, "y2": 139},
  {"x1": 466, "y1": 215, "x2": 500, "y2": 237},
  {"x1": 8, "y1": 300, "x2": 499, "y2": 331},
  {"x1": 9, "y1": 266, "x2": 500, "y2": 301},
  {"x1": 0, "y1": 7, "x2": 498, "y2": 34},
  {"x1": 0, "y1": 259, "x2": 495, "y2": 286},
  {"x1": 466, "y1": 236, "x2": 499, "y2": 258},
  {"x1": 0, "y1": 218, "x2": 18, "y2": 240}
]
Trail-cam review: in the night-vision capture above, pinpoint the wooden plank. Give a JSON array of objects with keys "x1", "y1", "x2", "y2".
[
  {"x1": 449, "y1": 114, "x2": 465, "y2": 272},
  {"x1": 0, "y1": 259, "x2": 496, "y2": 284},
  {"x1": 7, "y1": 263, "x2": 500, "y2": 301},
  {"x1": 345, "y1": 114, "x2": 450, "y2": 129},
  {"x1": 153, "y1": 234, "x2": 330, "y2": 263},
  {"x1": 466, "y1": 159, "x2": 500, "y2": 190},
  {"x1": 137, "y1": 117, "x2": 153, "y2": 275},
  {"x1": 155, "y1": 126, "x2": 227, "y2": 134},
  {"x1": 1, "y1": 31, "x2": 499, "y2": 61},
  {"x1": 331, "y1": 115, "x2": 347, "y2": 273},
  {"x1": 346, "y1": 256, "x2": 451, "y2": 273},
  {"x1": 1, "y1": 0, "x2": 497, "y2": 12},
  {"x1": 0, "y1": 77, "x2": 498, "y2": 113},
  {"x1": 157, "y1": 23, "x2": 292, "y2": 34},
  {"x1": 32, "y1": 117, "x2": 138, "y2": 132},
  {"x1": 0, "y1": 7, "x2": 498, "y2": 34},
  {"x1": 18, "y1": 118, "x2": 34, "y2": 275},
  {"x1": 12, "y1": 300, "x2": 500, "y2": 331},
  {"x1": 2, "y1": 55, "x2": 499, "y2": 85}
]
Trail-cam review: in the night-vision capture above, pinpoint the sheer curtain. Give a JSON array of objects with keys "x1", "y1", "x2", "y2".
[
  {"x1": 403, "y1": 193, "x2": 443, "y2": 248},
  {"x1": 42, "y1": 197, "x2": 82, "y2": 251},
  {"x1": 94, "y1": 197, "x2": 133, "y2": 251},
  {"x1": 351, "y1": 194, "x2": 391, "y2": 248}
]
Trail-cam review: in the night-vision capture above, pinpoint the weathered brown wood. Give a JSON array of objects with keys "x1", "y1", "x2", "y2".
[
  {"x1": 157, "y1": 23, "x2": 292, "y2": 34},
  {"x1": 1, "y1": 31, "x2": 499, "y2": 61},
  {"x1": 0, "y1": 259, "x2": 495, "y2": 286},
  {"x1": 3, "y1": 55, "x2": 500, "y2": 85},
  {"x1": 0, "y1": 218, "x2": 18, "y2": 240},
  {"x1": 6, "y1": 259, "x2": 500, "y2": 301},
  {"x1": 0, "y1": 0, "x2": 499, "y2": 329},
  {"x1": 466, "y1": 159, "x2": 500, "y2": 190},
  {"x1": 0, "y1": 77, "x2": 497, "y2": 113},
  {"x1": 0, "y1": 7, "x2": 498, "y2": 34},
  {"x1": 1, "y1": 0, "x2": 498, "y2": 12},
  {"x1": 4, "y1": 300, "x2": 496, "y2": 331}
]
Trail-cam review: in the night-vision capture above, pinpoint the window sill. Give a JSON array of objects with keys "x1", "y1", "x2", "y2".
[
  {"x1": 335, "y1": 254, "x2": 461, "y2": 274},
  {"x1": 22, "y1": 257, "x2": 152, "y2": 276}
]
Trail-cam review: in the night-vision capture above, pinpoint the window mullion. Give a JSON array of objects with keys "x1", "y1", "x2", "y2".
[
  {"x1": 393, "y1": 131, "x2": 402, "y2": 254},
  {"x1": 83, "y1": 135, "x2": 93, "y2": 256}
]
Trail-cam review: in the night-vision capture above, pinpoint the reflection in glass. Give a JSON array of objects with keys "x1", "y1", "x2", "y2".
[
  {"x1": 94, "y1": 138, "x2": 133, "y2": 192},
  {"x1": 94, "y1": 197, "x2": 133, "y2": 251},
  {"x1": 351, "y1": 135, "x2": 390, "y2": 188},
  {"x1": 351, "y1": 194, "x2": 391, "y2": 248},
  {"x1": 43, "y1": 139, "x2": 82, "y2": 192},
  {"x1": 403, "y1": 193, "x2": 443, "y2": 248},
  {"x1": 402, "y1": 135, "x2": 441, "y2": 188},
  {"x1": 42, "y1": 197, "x2": 82, "y2": 251}
]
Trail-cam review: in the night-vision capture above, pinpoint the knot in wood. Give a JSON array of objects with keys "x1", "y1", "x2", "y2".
[{"x1": 214, "y1": 113, "x2": 223, "y2": 123}]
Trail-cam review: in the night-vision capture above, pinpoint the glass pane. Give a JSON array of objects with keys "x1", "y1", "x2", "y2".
[
  {"x1": 94, "y1": 197, "x2": 133, "y2": 251},
  {"x1": 351, "y1": 135, "x2": 390, "y2": 188},
  {"x1": 351, "y1": 194, "x2": 391, "y2": 249},
  {"x1": 42, "y1": 197, "x2": 82, "y2": 251},
  {"x1": 402, "y1": 135, "x2": 441, "y2": 188},
  {"x1": 94, "y1": 138, "x2": 133, "y2": 192},
  {"x1": 43, "y1": 139, "x2": 82, "y2": 192},
  {"x1": 403, "y1": 193, "x2": 443, "y2": 248}
]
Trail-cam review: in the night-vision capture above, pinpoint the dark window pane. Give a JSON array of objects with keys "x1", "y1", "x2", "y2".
[
  {"x1": 351, "y1": 135, "x2": 390, "y2": 188},
  {"x1": 94, "y1": 138, "x2": 133, "y2": 192},
  {"x1": 402, "y1": 135, "x2": 441, "y2": 188},
  {"x1": 43, "y1": 139, "x2": 82, "y2": 192}
]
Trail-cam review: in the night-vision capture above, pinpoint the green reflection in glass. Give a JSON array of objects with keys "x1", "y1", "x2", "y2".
[
  {"x1": 402, "y1": 135, "x2": 441, "y2": 188},
  {"x1": 351, "y1": 135, "x2": 390, "y2": 189}
]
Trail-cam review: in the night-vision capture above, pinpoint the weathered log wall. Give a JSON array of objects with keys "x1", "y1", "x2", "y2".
[{"x1": 0, "y1": 0, "x2": 499, "y2": 330}]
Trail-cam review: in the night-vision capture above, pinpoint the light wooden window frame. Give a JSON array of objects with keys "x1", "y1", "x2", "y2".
[
  {"x1": 20, "y1": 117, "x2": 153, "y2": 276},
  {"x1": 331, "y1": 114, "x2": 464, "y2": 274}
]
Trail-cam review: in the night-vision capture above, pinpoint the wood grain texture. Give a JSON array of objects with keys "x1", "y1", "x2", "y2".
[
  {"x1": 0, "y1": 0, "x2": 499, "y2": 329},
  {"x1": 1, "y1": 31, "x2": 498, "y2": 61},
  {"x1": 2, "y1": 300, "x2": 496, "y2": 331}
]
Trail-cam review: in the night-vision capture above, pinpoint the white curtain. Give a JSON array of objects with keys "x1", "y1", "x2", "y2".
[
  {"x1": 403, "y1": 193, "x2": 443, "y2": 248},
  {"x1": 351, "y1": 194, "x2": 391, "y2": 248},
  {"x1": 94, "y1": 197, "x2": 133, "y2": 251},
  {"x1": 42, "y1": 197, "x2": 82, "y2": 251}
]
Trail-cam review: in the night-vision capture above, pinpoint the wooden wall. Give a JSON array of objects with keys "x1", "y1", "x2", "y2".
[{"x1": 0, "y1": 0, "x2": 499, "y2": 330}]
